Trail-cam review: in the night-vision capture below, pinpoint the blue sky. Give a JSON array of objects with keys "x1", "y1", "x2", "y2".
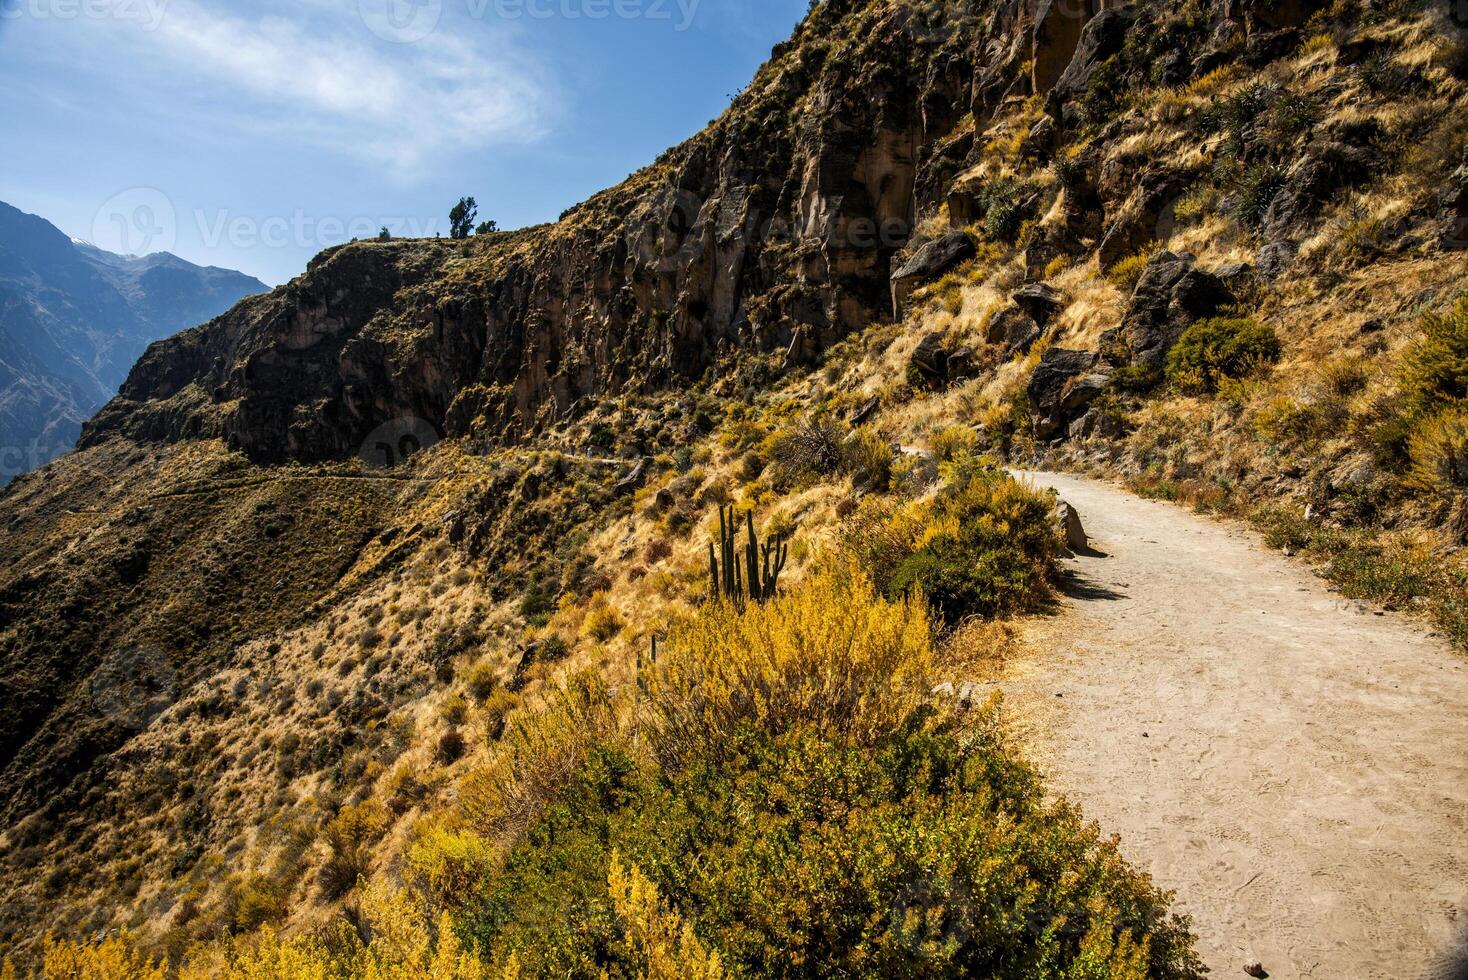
[{"x1": 0, "y1": 0, "x2": 809, "y2": 285}]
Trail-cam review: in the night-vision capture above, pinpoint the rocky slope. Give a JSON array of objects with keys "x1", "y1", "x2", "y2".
[
  {"x1": 0, "y1": 201, "x2": 265, "y2": 481},
  {"x1": 1, "y1": 0, "x2": 1466, "y2": 966}
]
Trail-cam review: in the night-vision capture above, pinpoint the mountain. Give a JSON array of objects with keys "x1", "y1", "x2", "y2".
[
  {"x1": 0, "y1": 201, "x2": 265, "y2": 482},
  {"x1": 1, "y1": 0, "x2": 1465, "y2": 972}
]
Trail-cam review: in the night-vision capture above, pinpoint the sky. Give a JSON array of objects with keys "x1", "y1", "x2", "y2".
[{"x1": 0, "y1": 0, "x2": 809, "y2": 285}]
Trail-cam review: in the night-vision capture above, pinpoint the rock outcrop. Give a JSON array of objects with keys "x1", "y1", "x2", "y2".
[
  {"x1": 891, "y1": 232, "x2": 978, "y2": 315},
  {"x1": 1028, "y1": 347, "x2": 1107, "y2": 439},
  {"x1": 1107, "y1": 251, "x2": 1233, "y2": 371}
]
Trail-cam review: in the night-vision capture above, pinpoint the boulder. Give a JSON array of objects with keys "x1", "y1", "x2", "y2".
[
  {"x1": 1020, "y1": 112, "x2": 1058, "y2": 162},
  {"x1": 1012, "y1": 282, "x2": 1065, "y2": 325},
  {"x1": 1261, "y1": 141, "x2": 1380, "y2": 237},
  {"x1": 616, "y1": 456, "x2": 653, "y2": 494},
  {"x1": 891, "y1": 233, "x2": 977, "y2": 315},
  {"x1": 1235, "y1": 0, "x2": 1317, "y2": 32},
  {"x1": 1097, "y1": 169, "x2": 1189, "y2": 270},
  {"x1": 909, "y1": 332, "x2": 976, "y2": 388},
  {"x1": 849, "y1": 396, "x2": 881, "y2": 427},
  {"x1": 985, "y1": 305, "x2": 1036, "y2": 345},
  {"x1": 1028, "y1": 347, "x2": 1101, "y2": 439},
  {"x1": 1052, "y1": 7, "x2": 1137, "y2": 119},
  {"x1": 947, "y1": 172, "x2": 986, "y2": 229},
  {"x1": 1257, "y1": 240, "x2": 1298, "y2": 280},
  {"x1": 1055, "y1": 499, "x2": 1089, "y2": 553},
  {"x1": 1117, "y1": 251, "x2": 1233, "y2": 370}
]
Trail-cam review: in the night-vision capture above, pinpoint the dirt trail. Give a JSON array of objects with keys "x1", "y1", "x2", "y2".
[{"x1": 1000, "y1": 471, "x2": 1468, "y2": 980}]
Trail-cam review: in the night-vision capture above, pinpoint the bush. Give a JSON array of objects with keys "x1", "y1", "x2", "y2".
[
  {"x1": 582, "y1": 594, "x2": 625, "y2": 643},
  {"x1": 464, "y1": 659, "x2": 501, "y2": 702},
  {"x1": 1407, "y1": 408, "x2": 1468, "y2": 497},
  {"x1": 929, "y1": 425, "x2": 978, "y2": 462},
  {"x1": 765, "y1": 413, "x2": 848, "y2": 489},
  {"x1": 1105, "y1": 245, "x2": 1159, "y2": 293},
  {"x1": 465, "y1": 719, "x2": 1202, "y2": 978},
  {"x1": 1166, "y1": 318, "x2": 1281, "y2": 393},
  {"x1": 437, "y1": 727, "x2": 467, "y2": 765},
  {"x1": 480, "y1": 687, "x2": 518, "y2": 742},
  {"x1": 644, "y1": 560, "x2": 932, "y2": 772},
  {"x1": 841, "y1": 426, "x2": 894, "y2": 491},
  {"x1": 319, "y1": 800, "x2": 390, "y2": 899},
  {"x1": 1230, "y1": 164, "x2": 1287, "y2": 228},
  {"x1": 842, "y1": 466, "x2": 1060, "y2": 626},
  {"x1": 1399, "y1": 297, "x2": 1468, "y2": 418},
  {"x1": 454, "y1": 570, "x2": 1202, "y2": 980}
]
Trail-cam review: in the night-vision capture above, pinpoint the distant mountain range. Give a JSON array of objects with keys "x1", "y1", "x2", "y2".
[{"x1": 0, "y1": 200, "x2": 265, "y2": 482}]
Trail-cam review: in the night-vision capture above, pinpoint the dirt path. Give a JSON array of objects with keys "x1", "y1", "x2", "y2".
[{"x1": 1000, "y1": 471, "x2": 1468, "y2": 980}]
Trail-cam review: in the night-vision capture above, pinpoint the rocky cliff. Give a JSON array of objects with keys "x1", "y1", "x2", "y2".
[{"x1": 80, "y1": 0, "x2": 1053, "y2": 463}]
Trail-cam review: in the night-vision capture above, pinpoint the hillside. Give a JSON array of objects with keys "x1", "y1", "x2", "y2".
[
  {"x1": 0, "y1": 201, "x2": 265, "y2": 483},
  {"x1": 1, "y1": 0, "x2": 1466, "y2": 974}
]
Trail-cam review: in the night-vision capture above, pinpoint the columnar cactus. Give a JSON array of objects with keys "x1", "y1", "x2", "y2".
[{"x1": 707, "y1": 505, "x2": 788, "y2": 606}]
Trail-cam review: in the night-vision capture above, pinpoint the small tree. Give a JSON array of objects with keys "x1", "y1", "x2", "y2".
[
  {"x1": 449, "y1": 197, "x2": 477, "y2": 240},
  {"x1": 476, "y1": 219, "x2": 499, "y2": 235},
  {"x1": 377, "y1": 227, "x2": 391, "y2": 241}
]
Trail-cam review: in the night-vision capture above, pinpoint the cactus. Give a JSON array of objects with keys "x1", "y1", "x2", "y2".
[{"x1": 707, "y1": 505, "x2": 788, "y2": 606}]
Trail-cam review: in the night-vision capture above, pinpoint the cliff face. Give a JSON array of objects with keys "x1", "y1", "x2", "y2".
[{"x1": 79, "y1": 0, "x2": 1041, "y2": 464}]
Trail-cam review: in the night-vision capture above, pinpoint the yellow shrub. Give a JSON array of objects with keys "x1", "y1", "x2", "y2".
[
  {"x1": 1043, "y1": 254, "x2": 1073, "y2": 279},
  {"x1": 1186, "y1": 64, "x2": 1241, "y2": 97},
  {"x1": 408, "y1": 824, "x2": 494, "y2": 902},
  {"x1": 582, "y1": 594, "x2": 625, "y2": 642},
  {"x1": 1300, "y1": 32, "x2": 1335, "y2": 56},
  {"x1": 1407, "y1": 408, "x2": 1468, "y2": 497},
  {"x1": 459, "y1": 671, "x2": 623, "y2": 834},
  {"x1": 1105, "y1": 244, "x2": 1160, "y2": 292},
  {"x1": 841, "y1": 426, "x2": 894, "y2": 490},
  {"x1": 929, "y1": 425, "x2": 978, "y2": 462},
  {"x1": 607, "y1": 852, "x2": 725, "y2": 980},
  {"x1": 320, "y1": 800, "x2": 391, "y2": 899},
  {"x1": 41, "y1": 934, "x2": 167, "y2": 980},
  {"x1": 643, "y1": 561, "x2": 933, "y2": 771},
  {"x1": 177, "y1": 883, "x2": 500, "y2": 980}
]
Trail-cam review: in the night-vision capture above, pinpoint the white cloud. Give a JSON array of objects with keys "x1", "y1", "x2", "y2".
[{"x1": 48, "y1": 0, "x2": 557, "y2": 170}]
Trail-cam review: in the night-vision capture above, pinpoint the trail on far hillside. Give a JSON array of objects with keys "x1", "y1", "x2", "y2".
[{"x1": 1000, "y1": 471, "x2": 1468, "y2": 980}]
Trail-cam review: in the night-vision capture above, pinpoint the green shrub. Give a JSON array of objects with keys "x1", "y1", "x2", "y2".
[
  {"x1": 765, "y1": 413, "x2": 848, "y2": 489},
  {"x1": 842, "y1": 466, "x2": 1060, "y2": 625},
  {"x1": 1166, "y1": 318, "x2": 1281, "y2": 393},
  {"x1": 1230, "y1": 164, "x2": 1287, "y2": 228},
  {"x1": 1399, "y1": 297, "x2": 1468, "y2": 417}
]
